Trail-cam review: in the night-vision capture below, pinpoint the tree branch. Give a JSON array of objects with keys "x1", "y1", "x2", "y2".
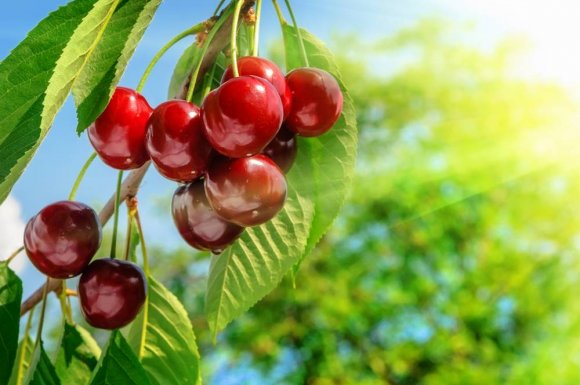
[{"x1": 20, "y1": 1, "x2": 254, "y2": 317}]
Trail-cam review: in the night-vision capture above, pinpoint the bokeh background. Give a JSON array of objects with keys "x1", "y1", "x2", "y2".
[{"x1": 2, "y1": 0, "x2": 580, "y2": 383}]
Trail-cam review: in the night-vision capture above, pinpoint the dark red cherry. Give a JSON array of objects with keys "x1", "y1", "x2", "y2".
[
  {"x1": 222, "y1": 56, "x2": 292, "y2": 119},
  {"x1": 24, "y1": 201, "x2": 101, "y2": 279},
  {"x1": 172, "y1": 180, "x2": 244, "y2": 253},
  {"x1": 205, "y1": 154, "x2": 287, "y2": 227},
  {"x1": 285, "y1": 68, "x2": 343, "y2": 137},
  {"x1": 262, "y1": 126, "x2": 297, "y2": 173},
  {"x1": 146, "y1": 100, "x2": 212, "y2": 182},
  {"x1": 88, "y1": 87, "x2": 152, "y2": 170},
  {"x1": 202, "y1": 76, "x2": 283, "y2": 158},
  {"x1": 78, "y1": 259, "x2": 147, "y2": 330}
]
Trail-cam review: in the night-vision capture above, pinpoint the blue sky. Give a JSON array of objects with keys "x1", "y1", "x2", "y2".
[{"x1": 1, "y1": 0, "x2": 579, "y2": 297}]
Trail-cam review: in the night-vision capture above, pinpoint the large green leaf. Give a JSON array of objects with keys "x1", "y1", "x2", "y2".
[
  {"x1": 54, "y1": 323, "x2": 100, "y2": 385},
  {"x1": 205, "y1": 189, "x2": 315, "y2": 337},
  {"x1": 73, "y1": 0, "x2": 162, "y2": 132},
  {"x1": 281, "y1": 24, "x2": 358, "y2": 263},
  {"x1": 0, "y1": 0, "x2": 106, "y2": 204},
  {"x1": 204, "y1": 26, "x2": 357, "y2": 336},
  {"x1": 0, "y1": 0, "x2": 162, "y2": 204},
  {"x1": 23, "y1": 343, "x2": 60, "y2": 385},
  {"x1": 8, "y1": 337, "x2": 34, "y2": 385},
  {"x1": 128, "y1": 277, "x2": 201, "y2": 385},
  {"x1": 89, "y1": 331, "x2": 150, "y2": 385},
  {"x1": 0, "y1": 262, "x2": 23, "y2": 384}
]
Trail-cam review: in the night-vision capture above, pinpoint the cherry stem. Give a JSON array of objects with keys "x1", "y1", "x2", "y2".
[
  {"x1": 123, "y1": 207, "x2": 135, "y2": 261},
  {"x1": 136, "y1": 23, "x2": 205, "y2": 93},
  {"x1": 201, "y1": 61, "x2": 219, "y2": 100},
  {"x1": 34, "y1": 278, "x2": 49, "y2": 348},
  {"x1": 5, "y1": 245, "x2": 24, "y2": 265},
  {"x1": 186, "y1": 4, "x2": 235, "y2": 102},
  {"x1": 271, "y1": 0, "x2": 286, "y2": 25},
  {"x1": 133, "y1": 209, "x2": 150, "y2": 276},
  {"x1": 68, "y1": 152, "x2": 97, "y2": 201},
  {"x1": 58, "y1": 281, "x2": 73, "y2": 324},
  {"x1": 24, "y1": 304, "x2": 36, "y2": 338},
  {"x1": 213, "y1": 0, "x2": 227, "y2": 16},
  {"x1": 283, "y1": 0, "x2": 309, "y2": 67},
  {"x1": 252, "y1": 0, "x2": 262, "y2": 56},
  {"x1": 230, "y1": 0, "x2": 245, "y2": 77},
  {"x1": 110, "y1": 170, "x2": 124, "y2": 259}
]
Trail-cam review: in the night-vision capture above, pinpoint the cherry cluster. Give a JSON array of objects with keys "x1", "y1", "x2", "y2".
[{"x1": 22, "y1": 56, "x2": 342, "y2": 330}]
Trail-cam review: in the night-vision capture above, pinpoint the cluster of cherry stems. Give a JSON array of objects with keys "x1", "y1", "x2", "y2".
[{"x1": 20, "y1": 16, "x2": 343, "y2": 332}]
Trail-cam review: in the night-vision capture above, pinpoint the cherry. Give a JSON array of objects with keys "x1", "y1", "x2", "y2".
[
  {"x1": 172, "y1": 180, "x2": 244, "y2": 253},
  {"x1": 146, "y1": 100, "x2": 212, "y2": 182},
  {"x1": 285, "y1": 68, "x2": 343, "y2": 137},
  {"x1": 222, "y1": 56, "x2": 292, "y2": 119},
  {"x1": 88, "y1": 87, "x2": 152, "y2": 170},
  {"x1": 262, "y1": 126, "x2": 298, "y2": 173},
  {"x1": 78, "y1": 258, "x2": 147, "y2": 330},
  {"x1": 202, "y1": 76, "x2": 283, "y2": 158},
  {"x1": 24, "y1": 201, "x2": 101, "y2": 279},
  {"x1": 205, "y1": 154, "x2": 287, "y2": 227}
]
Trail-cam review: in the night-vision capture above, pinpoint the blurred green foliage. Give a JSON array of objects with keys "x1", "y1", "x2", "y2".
[{"x1": 150, "y1": 20, "x2": 580, "y2": 384}]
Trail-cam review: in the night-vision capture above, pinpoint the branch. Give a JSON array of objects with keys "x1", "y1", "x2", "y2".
[{"x1": 20, "y1": 1, "x2": 254, "y2": 317}]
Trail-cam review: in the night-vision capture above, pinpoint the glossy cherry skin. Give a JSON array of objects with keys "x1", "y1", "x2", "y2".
[
  {"x1": 205, "y1": 154, "x2": 287, "y2": 227},
  {"x1": 202, "y1": 76, "x2": 283, "y2": 158},
  {"x1": 88, "y1": 87, "x2": 152, "y2": 170},
  {"x1": 285, "y1": 68, "x2": 343, "y2": 137},
  {"x1": 172, "y1": 180, "x2": 244, "y2": 253},
  {"x1": 78, "y1": 259, "x2": 147, "y2": 330},
  {"x1": 262, "y1": 126, "x2": 297, "y2": 173},
  {"x1": 24, "y1": 201, "x2": 101, "y2": 279},
  {"x1": 146, "y1": 100, "x2": 212, "y2": 182},
  {"x1": 222, "y1": 56, "x2": 292, "y2": 119}
]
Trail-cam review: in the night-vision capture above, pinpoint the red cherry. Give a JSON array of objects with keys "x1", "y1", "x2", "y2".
[
  {"x1": 78, "y1": 259, "x2": 147, "y2": 330},
  {"x1": 285, "y1": 68, "x2": 343, "y2": 137},
  {"x1": 202, "y1": 76, "x2": 283, "y2": 158},
  {"x1": 222, "y1": 56, "x2": 292, "y2": 119},
  {"x1": 205, "y1": 154, "x2": 287, "y2": 227},
  {"x1": 262, "y1": 126, "x2": 298, "y2": 173},
  {"x1": 172, "y1": 180, "x2": 244, "y2": 253},
  {"x1": 24, "y1": 201, "x2": 101, "y2": 279},
  {"x1": 146, "y1": 100, "x2": 212, "y2": 182},
  {"x1": 88, "y1": 87, "x2": 152, "y2": 170}
]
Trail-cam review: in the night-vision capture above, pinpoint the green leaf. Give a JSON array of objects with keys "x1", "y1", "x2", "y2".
[
  {"x1": 0, "y1": 0, "x2": 115, "y2": 204},
  {"x1": 281, "y1": 24, "x2": 358, "y2": 263},
  {"x1": 73, "y1": 0, "x2": 162, "y2": 132},
  {"x1": 89, "y1": 331, "x2": 150, "y2": 385},
  {"x1": 0, "y1": 262, "x2": 23, "y2": 384},
  {"x1": 167, "y1": 43, "x2": 197, "y2": 100},
  {"x1": 54, "y1": 323, "x2": 101, "y2": 385},
  {"x1": 167, "y1": 44, "x2": 227, "y2": 102},
  {"x1": 8, "y1": 337, "x2": 34, "y2": 385},
  {"x1": 237, "y1": 23, "x2": 252, "y2": 57},
  {"x1": 205, "y1": 189, "x2": 315, "y2": 337},
  {"x1": 128, "y1": 277, "x2": 201, "y2": 385},
  {"x1": 23, "y1": 343, "x2": 61, "y2": 385},
  {"x1": 204, "y1": 26, "x2": 357, "y2": 336}
]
